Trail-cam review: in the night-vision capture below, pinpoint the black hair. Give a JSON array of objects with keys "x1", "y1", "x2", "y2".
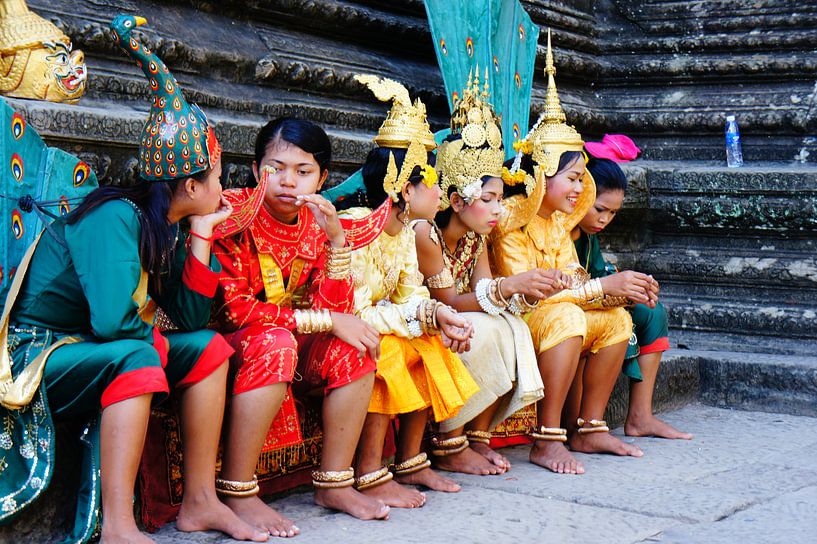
[
  {"x1": 68, "y1": 168, "x2": 209, "y2": 294},
  {"x1": 586, "y1": 156, "x2": 627, "y2": 195},
  {"x1": 341, "y1": 147, "x2": 436, "y2": 211},
  {"x1": 504, "y1": 150, "x2": 583, "y2": 198},
  {"x1": 254, "y1": 117, "x2": 332, "y2": 172}
]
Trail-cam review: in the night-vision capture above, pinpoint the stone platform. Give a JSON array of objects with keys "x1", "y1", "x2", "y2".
[{"x1": 150, "y1": 404, "x2": 817, "y2": 544}]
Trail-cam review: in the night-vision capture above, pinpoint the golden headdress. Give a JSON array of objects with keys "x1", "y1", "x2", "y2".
[
  {"x1": 496, "y1": 30, "x2": 595, "y2": 235},
  {"x1": 437, "y1": 68, "x2": 505, "y2": 210},
  {"x1": 356, "y1": 74, "x2": 437, "y2": 202}
]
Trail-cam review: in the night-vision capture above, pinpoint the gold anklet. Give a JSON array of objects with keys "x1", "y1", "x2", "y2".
[
  {"x1": 576, "y1": 418, "x2": 610, "y2": 434},
  {"x1": 465, "y1": 430, "x2": 492, "y2": 445},
  {"x1": 392, "y1": 452, "x2": 431, "y2": 476},
  {"x1": 431, "y1": 435, "x2": 469, "y2": 456},
  {"x1": 354, "y1": 466, "x2": 393, "y2": 490},
  {"x1": 215, "y1": 475, "x2": 260, "y2": 497},
  {"x1": 311, "y1": 467, "x2": 355, "y2": 489},
  {"x1": 529, "y1": 426, "x2": 568, "y2": 442}
]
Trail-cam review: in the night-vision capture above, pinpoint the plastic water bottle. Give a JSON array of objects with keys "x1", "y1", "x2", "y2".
[{"x1": 725, "y1": 115, "x2": 744, "y2": 168}]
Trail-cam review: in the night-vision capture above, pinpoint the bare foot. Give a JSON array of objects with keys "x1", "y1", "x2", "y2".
[
  {"x1": 176, "y1": 492, "x2": 268, "y2": 542},
  {"x1": 99, "y1": 526, "x2": 155, "y2": 544},
  {"x1": 395, "y1": 467, "x2": 460, "y2": 492},
  {"x1": 434, "y1": 446, "x2": 505, "y2": 475},
  {"x1": 569, "y1": 431, "x2": 644, "y2": 457},
  {"x1": 360, "y1": 479, "x2": 426, "y2": 508},
  {"x1": 625, "y1": 414, "x2": 693, "y2": 440},
  {"x1": 470, "y1": 442, "x2": 511, "y2": 472},
  {"x1": 529, "y1": 440, "x2": 584, "y2": 474},
  {"x1": 314, "y1": 486, "x2": 390, "y2": 520},
  {"x1": 223, "y1": 495, "x2": 299, "y2": 538}
]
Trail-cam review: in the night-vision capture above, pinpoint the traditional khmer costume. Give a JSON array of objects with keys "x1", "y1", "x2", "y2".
[
  {"x1": 342, "y1": 76, "x2": 478, "y2": 424},
  {"x1": 491, "y1": 33, "x2": 632, "y2": 393},
  {"x1": 0, "y1": 13, "x2": 229, "y2": 541},
  {"x1": 575, "y1": 230, "x2": 670, "y2": 380},
  {"x1": 212, "y1": 190, "x2": 391, "y2": 441},
  {"x1": 420, "y1": 74, "x2": 543, "y2": 435}
]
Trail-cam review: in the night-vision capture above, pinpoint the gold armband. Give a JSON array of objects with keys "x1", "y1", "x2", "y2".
[
  {"x1": 293, "y1": 309, "x2": 333, "y2": 334},
  {"x1": 325, "y1": 244, "x2": 352, "y2": 280},
  {"x1": 426, "y1": 268, "x2": 455, "y2": 289}
]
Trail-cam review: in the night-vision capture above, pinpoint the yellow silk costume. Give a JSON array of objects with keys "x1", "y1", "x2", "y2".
[
  {"x1": 345, "y1": 207, "x2": 479, "y2": 421},
  {"x1": 492, "y1": 30, "x2": 631, "y2": 355}
]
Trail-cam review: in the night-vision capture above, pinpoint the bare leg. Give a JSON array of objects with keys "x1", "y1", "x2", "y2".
[
  {"x1": 218, "y1": 381, "x2": 298, "y2": 537},
  {"x1": 355, "y1": 411, "x2": 426, "y2": 508},
  {"x1": 394, "y1": 410, "x2": 460, "y2": 492},
  {"x1": 529, "y1": 336, "x2": 584, "y2": 475},
  {"x1": 562, "y1": 356, "x2": 586, "y2": 436},
  {"x1": 625, "y1": 352, "x2": 693, "y2": 439},
  {"x1": 435, "y1": 399, "x2": 509, "y2": 475},
  {"x1": 99, "y1": 394, "x2": 155, "y2": 544},
  {"x1": 315, "y1": 373, "x2": 390, "y2": 519},
  {"x1": 174, "y1": 363, "x2": 268, "y2": 542},
  {"x1": 569, "y1": 342, "x2": 643, "y2": 457}
]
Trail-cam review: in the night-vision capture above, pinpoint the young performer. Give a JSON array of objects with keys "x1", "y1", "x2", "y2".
[
  {"x1": 340, "y1": 75, "x2": 478, "y2": 508},
  {"x1": 213, "y1": 117, "x2": 391, "y2": 533},
  {"x1": 492, "y1": 34, "x2": 654, "y2": 475},
  {"x1": 574, "y1": 155, "x2": 691, "y2": 440},
  {"x1": 413, "y1": 74, "x2": 546, "y2": 476},
  {"x1": 1, "y1": 14, "x2": 266, "y2": 544}
]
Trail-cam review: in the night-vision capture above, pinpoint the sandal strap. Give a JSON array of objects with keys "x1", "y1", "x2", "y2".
[
  {"x1": 465, "y1": 430, "x2": 492, "y2": 445},
  {"x1": 393, "y1": 452, "x2": 431, "y2": 476},
  {"x1": 312, "y1": 467, "x2": 355, "y2": 489},
  {"x1": 529, "y1": 426, "x2": 568, "y2": 442},
  {"x1": 354, "y1": 466, "x2": 393, "y2": 490},
  {"x1": 576, "y1": 418, "x2": 610, "y2": 434},
  {"x1": 216, "y1": 475, "x2": 260, "y2": 497}
]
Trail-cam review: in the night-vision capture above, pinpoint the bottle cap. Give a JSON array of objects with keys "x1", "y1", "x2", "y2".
[{"x1": 726, "y1": 115, "x2": 736, "y2": 122}]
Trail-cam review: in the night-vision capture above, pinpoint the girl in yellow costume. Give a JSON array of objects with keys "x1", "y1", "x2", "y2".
[
  {"x1": 492, "y1": 34, "x2": 652, "y2": 474},
  {"x1": 340, "y1": 75, "x2": 479, "y2": 508},
  {"x1": 413, "y1": 74, "x2": 548, "y2": 476}
]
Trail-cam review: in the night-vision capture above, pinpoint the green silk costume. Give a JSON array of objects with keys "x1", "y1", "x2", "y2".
[
  {"x1": 575, "y1": 231, "x2": 672, "y2": 380},
  {"x1": 2, "y1": 199, "x2": 224, "y2": 542}
]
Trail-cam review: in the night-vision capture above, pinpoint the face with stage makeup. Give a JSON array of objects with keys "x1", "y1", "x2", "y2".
[
  {"x1": 449, "y1": 176, "x2": 504, "y2": 235},
  {"x1": 1, "y1": 39, "x2": 87, "y2": 103}
]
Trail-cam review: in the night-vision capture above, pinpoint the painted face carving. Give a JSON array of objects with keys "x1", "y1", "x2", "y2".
[{"x1": 42, "y1": 40, "x2": 87, "y2": 98}]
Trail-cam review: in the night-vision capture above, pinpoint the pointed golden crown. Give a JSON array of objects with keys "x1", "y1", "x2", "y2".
[
  {"x1": 438, "y1": 67, "x2": 505, "y2": 210},
  {"x1": 0, "y1": 0, "x2": 68, "y2": 52},
  {"x1": 355, "y1": 74, "x2": 436, "y2": 151},
  {"x1": 530, "y1": 30, "x2": 585, "y2": 176}
]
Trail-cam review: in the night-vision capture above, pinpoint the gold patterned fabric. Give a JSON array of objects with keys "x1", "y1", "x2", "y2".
[
  {"x1": 343, "y1": 207, "x2": 479, "y2": 420},
  {"x1": 417, "y1": 222, "x2": 542, "y2": 432},
  {"x1": 492, "y1": 212, "x2": 631, "y2": 354}
]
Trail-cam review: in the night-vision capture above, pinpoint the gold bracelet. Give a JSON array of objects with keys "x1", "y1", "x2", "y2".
[
  {"x1": 392, "y1": 453, "x2": 431, "y2": 476},
  {"x1": 431, "y1": 435, "x2": 470, "y2": 457},
  {"x1": 529, "y1": 426, "x2": 568, "y2": 442},
  {"x1": 312, "y1": 468, "x2": 355, "y2": 489},
  {"x1": 216, "y1": 475, "x2": 260, "y2": 497},
  {"x1": 354, "y1": 466, "x2": 393, "y2": 490},
  {"x1": 326, "y1": 244, "x2": 353, "y2": 280},
  {"x1": 493, "y1": 277, "x2": 511, "y2": 307},
  {"x1": 465, "y1": 430, "x2": 492, "y2": 445},
  {"x1": 576, "y1": 418, "x2": 610, "y2": 434},
  {"x1": 294, "y1": 309, "x2": 333, "y2": 334}
]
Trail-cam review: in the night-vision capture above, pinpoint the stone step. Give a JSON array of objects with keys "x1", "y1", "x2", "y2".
[{"x1": 695, "y1": 349, "x2": 817, "y2": 417}]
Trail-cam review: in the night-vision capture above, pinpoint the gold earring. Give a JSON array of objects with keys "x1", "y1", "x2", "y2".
[{"x1": 401, "y1": 200, "x2": 411, "y2": 227}]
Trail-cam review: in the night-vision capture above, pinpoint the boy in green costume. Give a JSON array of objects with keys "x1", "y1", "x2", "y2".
[{"x1": 0, "y1": 14, "x2": 270, "y2": 543}]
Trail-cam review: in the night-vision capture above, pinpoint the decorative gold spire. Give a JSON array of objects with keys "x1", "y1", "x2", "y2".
[
  {"x1": 437, "y1": 67, "x2": 505, "y2": 210},
  {"x1": 541, "y1": 30, "x2": 566, "y2": 125},
  {"x1": 530, "y1": 29, "x2": 585, "y2": 177},
  {"x1": 355, "y1": 74, "x2": 436, "y2": 151}
]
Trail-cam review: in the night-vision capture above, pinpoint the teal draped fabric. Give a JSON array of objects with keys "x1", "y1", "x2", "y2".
[{"x1": 424, "y1": 0, "x2": 539, "y2": 156}]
